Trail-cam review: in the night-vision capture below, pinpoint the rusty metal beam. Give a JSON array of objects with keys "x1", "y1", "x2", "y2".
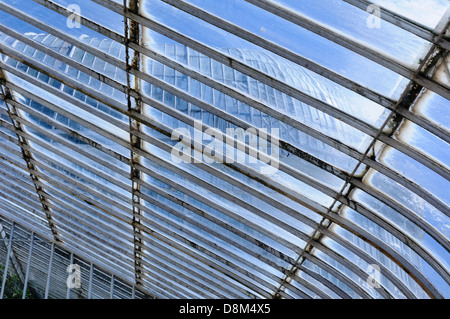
[{"x1": 0, "y1": 69, "x2": 61, "y2": 244}]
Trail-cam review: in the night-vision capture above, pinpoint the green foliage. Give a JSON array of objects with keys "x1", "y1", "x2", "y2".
[{"x1": 0, "y1": 264, "x2": 33, "y2": 299}]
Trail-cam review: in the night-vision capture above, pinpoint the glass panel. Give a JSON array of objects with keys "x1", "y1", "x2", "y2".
[
  {"x1": 140, "y1": 169, "x2": 300, "y2": 256},
  {"x1": 1, "y1": 0, "x2": 124, "y2": 42},
  {"x1": 142, "y1": 44, "x2": 373, "y2": 172},
  {"x1": 1, "y1": 0, "x2": 448, "y2": 299},
  {"x1": 284, "y1": 280, "x2": 318, "y2": 299},
  {"x1": 294, "y1": 269, "x2": 341, "y2": 298},
  {"x1": 142, "y1": 231, "x2": 254, "y2": 298},
  {"x1": 141, "y1": 192, "x2": 288, "y2": 278},
  {"x1": 140, "y1": 254, "x2": 205, "y2": 298},
  {"x1": 140, "y1": 218, "x2": 276, "y2": 298},
  {"x1": 367, "y1": 170, "x2": 449, "y2": 238},
  {"x1": 140, "y1": 182, "x2": 295, "y2": 270},
  {"x1": 342, "y1": 207, "x2": 450, "y2": 298},
  {"x1": 140, "y1": 152, "x2": 311, "y2": 248},
  {"x1": 43, "y1": 181, "x2": 134, "y2": 241},
  {"x1": 312, "y1": 247, "x2": 385, "y2": 298}
]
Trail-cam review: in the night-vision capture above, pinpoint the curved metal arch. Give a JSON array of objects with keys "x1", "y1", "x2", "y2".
[
  {"x1": 141, "y1": 233, "x2": 258, "y2": 298},
  {"x1": 320, "y1": 212, "x2": 444, "y2": 298},
  {"x1": 33, "y1": 0, "x2": 450, "y2": 182},
  {"x1": 7, "y1": 35, "x2": 448, "y2": 282},
  {"x1": 89, "y1": 0, "x2": 450, "y2": 181},
  {"x1": 159, "y1": 0, "x2": 450, "y2": 145},
  {"x1": 3, "y1": 3, "x2": 447, "y2": 228},
  {"x1": 138, "y1": 220, "x2": 275, "y2": 298},
  {"x1": 137, "y1": 202, "x2": 284, "y2": 293},
  {"x1": 1, "y1": 69, "x2": 318, "y2": 249},
  {"x1": 137, "y1": 258, "x2": 211, "y2": 298},
  {"x1": 0, "y1": 53, "x2": 446, "y2": 298},
  {"x1": 317, "y1": 226, "x2": 418, "y2": 299},
  {"x1": 296, "y1": 263, "x2": 352, "y2": 299},
  {"x1": 1, "y1": 86, "x2": 308, "y2": 272},
  {"x1": 278, "y1": 285, "x2": 313, "y2": 299},
  {"x1": 139, "y1": 245, "x2": 239, "y2": 298},
  {"x1": 1, "y1": 90, "x2": 306, "y2": 298},
  {"x1": 15, "y1": 0, "x2": 447, "y2": 226},
  {"x1": 1, "y1": 109, "x2": 422, "y2": 302},
  {"x1": 303, "y1": 252, "x2": 374, "y2": 299}
]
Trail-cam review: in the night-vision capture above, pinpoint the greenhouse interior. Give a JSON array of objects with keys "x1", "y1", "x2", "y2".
[{"x1": 0, "y1": 0, "x2": 449, "y2": 299}]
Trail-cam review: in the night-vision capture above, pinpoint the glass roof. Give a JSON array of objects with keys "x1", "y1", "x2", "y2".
[{"x1": 0, "y1": 0, "x2": 449, "y2": 299}]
